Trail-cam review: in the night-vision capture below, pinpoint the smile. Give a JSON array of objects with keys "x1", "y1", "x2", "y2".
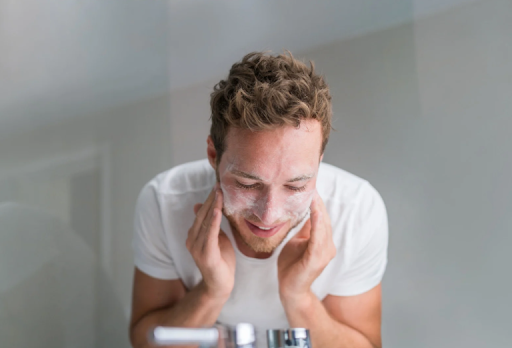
[{"x1": 244, "y1": 220, "x2": 285, "y2": 238}]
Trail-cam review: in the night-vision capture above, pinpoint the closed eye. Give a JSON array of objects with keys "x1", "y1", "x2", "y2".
[
  {"x1": 236, "y1": 181, "x2": 307, "y2": 192},
  {"x1": 287, "y1": 185, "x2": 306, "y2": 192},
  {"x1": 235, "y1": 181, "x2": 260, "y2": 190}
]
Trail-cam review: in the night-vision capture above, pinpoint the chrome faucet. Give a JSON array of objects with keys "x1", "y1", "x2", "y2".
[{"x1": 267, "y1": 328, "x2": 311, "y2": 348}]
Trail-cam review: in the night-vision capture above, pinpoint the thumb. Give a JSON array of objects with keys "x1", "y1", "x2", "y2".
[{"x1": 193, "y1": 203, "x2": 202, "y2": 215}]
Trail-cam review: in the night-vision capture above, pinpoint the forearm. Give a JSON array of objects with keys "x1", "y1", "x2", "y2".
[
  {"x1": 130, "y1": 281, "x2": 229, "y2": 348},
  {"x1": 281, "y1": 292, "x2": 377, "y2": 348}
]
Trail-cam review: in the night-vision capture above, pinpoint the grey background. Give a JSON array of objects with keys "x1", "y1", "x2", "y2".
[{"x1": 0, "y1": 0, "x2": 510, "y2": 347}]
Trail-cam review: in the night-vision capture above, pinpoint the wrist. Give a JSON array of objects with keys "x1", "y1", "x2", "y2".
[
  {"x1": 198, "y1": 280, "x2": 232, "y2": 304},
  {"x1": 279, "y1": 289, "x2": 315, "y2": 312}
]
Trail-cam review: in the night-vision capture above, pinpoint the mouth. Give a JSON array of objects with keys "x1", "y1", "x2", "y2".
[{"x1": 244, "y1": 219, "x2": 286, "y2": 238}]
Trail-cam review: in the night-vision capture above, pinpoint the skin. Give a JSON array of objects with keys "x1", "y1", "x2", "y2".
[
  {"x1": 211, "y1": 121, "x2": 321, "y2": 257},
  {"x1": 129, "y1": 119, "x2": 382, "y2": 348}
]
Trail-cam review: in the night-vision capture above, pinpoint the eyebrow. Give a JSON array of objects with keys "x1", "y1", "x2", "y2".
[
  {"x1": 287, "y1": 174, "x2": 314, "y2": 183},
  {"x1": 230, "y1": 169, "x2": 314, "y2": 183}
]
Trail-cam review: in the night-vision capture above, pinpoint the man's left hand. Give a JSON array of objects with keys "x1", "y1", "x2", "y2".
[{"x1": 277, "y1": 191, "x2": 337, "y2": 304}]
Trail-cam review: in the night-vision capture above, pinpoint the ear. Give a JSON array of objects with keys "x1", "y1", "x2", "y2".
[{"x1": 207, "y1": 136, "x2": 217, "y2": 170}]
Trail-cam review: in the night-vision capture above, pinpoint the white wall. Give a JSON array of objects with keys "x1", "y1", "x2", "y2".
[
  {"x1": 0, "y1": 94, "x2": 173, "y2": 318},
  {"x1": 165, "y1": 0, "x2": 512, "y2": 346},
  {"x1": 169, "y1": 78, "x2": 219, "y2": 165}
]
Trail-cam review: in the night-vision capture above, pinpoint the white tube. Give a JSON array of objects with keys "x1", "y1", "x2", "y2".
[{"x1": 151, "y1": 327, "x2": 219, "y2": 346}]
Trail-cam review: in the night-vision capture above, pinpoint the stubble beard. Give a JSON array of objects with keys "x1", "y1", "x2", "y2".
[{"x1": 222, "y1": 207, "x2": 309, "y2": 254}]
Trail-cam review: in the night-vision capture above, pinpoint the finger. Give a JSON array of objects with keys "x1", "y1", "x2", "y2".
[
  {"x1": 213, "y1": 185, "x2": 223, "y2": 213},
  {"x1": 310, "y1": 190, "x2": 329, "y2": 222},
  {"x1": 316, "y1": 192, "x2": 333, "y2": 238},
  {"x1": 309, "y1": 191, "x2": 329, "y2": 246},
  {"x1": 306, "y1": 190, "x2": 336, "y2": 264},
  {"x1": 198, "y1": 187, "x2": 223, "y2": 251},
  {"x1": 209, "y1": 187, "x2": 224, "y2": 241},
  {"x1": 192, "y1": 183, "x2": 218, "y2": 231},
  {"x1": 198, "y1": 183, "x2": 218, "y2": 217},
  {"x1": 309, "y1": 190, "x2": 321, "y2": 224},
  {"x1": 309, "y1": 195, "x2": 323, "y2": 245},
  {"x1": 195, "y1": 188, "x2": 218, "y2": 245},
  {"x1": 318, "y1": 193, "x2": 331, "y2": 225},
  {"x1": 203, "y1": 206, "x2": 223, "y2": 254},
  {"x1": 189, "y1": 184, "x2": 218, "y2": 243}
]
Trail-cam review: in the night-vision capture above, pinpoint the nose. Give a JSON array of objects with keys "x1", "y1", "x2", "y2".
[{"x1": 254, "y1": 189, "x2": 282, "y2": 225}]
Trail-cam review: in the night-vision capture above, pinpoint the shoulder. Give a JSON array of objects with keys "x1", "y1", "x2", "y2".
[
  {"x1": 317, "y1": 162, "x2": 375, "y2": 203},
  {"x1": 317, "y1": 164, "x2": 388, "y2": 275},
  {"x1": 136, "y1": 159, "x2": 215, "y2": 209},
  {"x1": 145, "y1": 159, "x2": 215, "y2": 195},
  {"x1": 317, "y1": 162, "x2": 387, "y2": 228}
]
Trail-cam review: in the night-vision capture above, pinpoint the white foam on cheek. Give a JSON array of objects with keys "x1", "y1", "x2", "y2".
[
  {"x1": 219, "y1": 161, "x2": 244, "y2": 216},
  {"x1": 219, "y1": 182, "x2": 237, "y2": 216},
  {"x1": 220, "y1": 157, "x2": 317, "y2": 224},
  {"x1": 285, "y1": 190, "x2": 314, "y2": 212},
  {"x1": 220, "y1": 182, "x2": 258, "y2": 216},
  {"x1": 250, "y1": 189, "x2": 315, "y2": 224},
  {"x1": 281, "y1": 190, "x2": 315, "y2": 221}
]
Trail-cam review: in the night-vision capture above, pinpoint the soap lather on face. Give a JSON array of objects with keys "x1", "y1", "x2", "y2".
[{"x1": 220, "y1": 178, "x2": 314, "y2": 227}]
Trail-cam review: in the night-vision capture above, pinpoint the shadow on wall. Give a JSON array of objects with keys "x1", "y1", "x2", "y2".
[{"x1": 0, "y1": 203, "x2": 130, "y2": 348}]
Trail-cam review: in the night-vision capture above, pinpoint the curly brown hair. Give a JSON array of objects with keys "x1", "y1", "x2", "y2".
[{"x1": 209, "y1": 51, "x2": 332, "y2": 164}]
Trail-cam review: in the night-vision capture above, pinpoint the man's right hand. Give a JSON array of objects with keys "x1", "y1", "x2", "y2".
[
  {"x1": 130, "y1": 184, "x2": 235, "y2": 347},
  {"x1": 186, "y1": 183, "x2": 236, "y2": 300}
]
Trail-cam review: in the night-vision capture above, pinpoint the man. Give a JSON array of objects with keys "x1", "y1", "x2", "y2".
[{"x1": 129, "y1": 52, "x2": 388, "y2": 348}]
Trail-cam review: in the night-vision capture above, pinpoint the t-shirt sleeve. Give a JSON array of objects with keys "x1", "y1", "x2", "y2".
[
  {"x1": 328, "y1": 182, "x2": 389, "y2": 296},
  {"x1": 132, "y1": 181, "x2": 180, "y2": 280}
]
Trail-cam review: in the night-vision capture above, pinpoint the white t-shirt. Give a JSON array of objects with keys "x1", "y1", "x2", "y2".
[{"x1": 133, "y1": 159, "x2": 388, "y2": 346}]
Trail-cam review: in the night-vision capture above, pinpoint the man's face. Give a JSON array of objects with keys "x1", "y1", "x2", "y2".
[{"x1": 211, "y1": 119, "x2": 323, "y2": 255}]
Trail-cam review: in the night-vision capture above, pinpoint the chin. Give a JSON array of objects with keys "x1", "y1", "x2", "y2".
[
  {"x1": 223, "y1": 213, "x2": 290, "y2": 254},
  {"x1": 223, "y1": 207, "x2": 310, "y2": 253},
  {"x1": 242, "y1": 225, "x2": 289, "y2": 253}
]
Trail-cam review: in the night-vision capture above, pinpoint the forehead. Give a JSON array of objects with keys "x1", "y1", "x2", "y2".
[{"x1": 222, "y1": 119, "x2": 322, "y2": 176}]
